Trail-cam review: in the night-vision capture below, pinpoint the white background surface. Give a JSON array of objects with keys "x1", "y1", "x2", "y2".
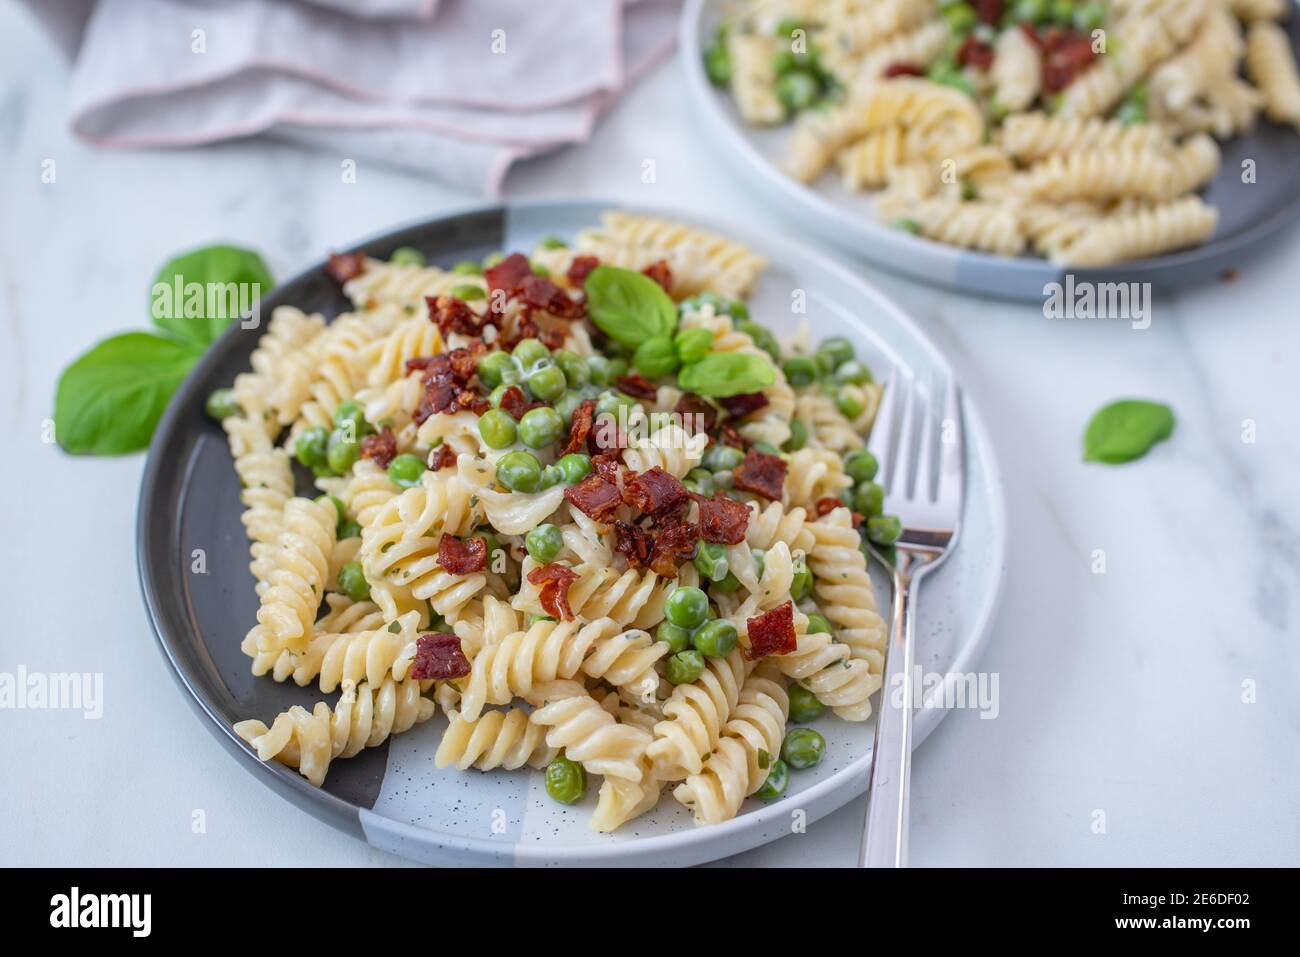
[{"x1": 2, "y1": 4, "x2": 1298, "y2": 867}]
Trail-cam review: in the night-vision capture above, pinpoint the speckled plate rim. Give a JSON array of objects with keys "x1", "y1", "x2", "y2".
[
  {"x1": 138, "y1": 198, "x2": 1007, "y2": 867},
  {"x1": 681, "y1": 0, "x2": 1300, "y2": 302}
]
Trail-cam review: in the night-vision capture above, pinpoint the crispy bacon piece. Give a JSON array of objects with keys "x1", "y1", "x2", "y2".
[
  {"x1": 485, "y1": 252, "x2": 533, "y2": 296},
  {"x1": 437, "y1": 535, "x2": 487, "y2": 575},
  {"x1": 561, "y1": 399, "x2": 597, "y2": 456},
  {"x1": 719, "y1": 391, "x2": 769, "y2": 419},
  {"x1": 1026, "y1": 26, "x2": 1098, "y2": 92},
  {"x1": 409, "y1": 632, "x2": 471, "y2": 681},
  {"x1": 566, "y1": 254, "x2": 600, "y2": 286},
  {"x1": 527, "y1": 562, "x2": 580, "y2": 621},
  {"x1": 649, "y1": 520, "x2": 699, "y2": 576},
  {"x1": 675, "y1": 393, "x2": 717, "y2": 435},
  {"x1": 717, "y1": 424, "x2": 750, "y2": 451},
  {"x1": 973, "y1": 0, "x2": 1002, "y2": 25},
  {"x1": 883, "y1": 62, "x2": 925, "y2": 78},
  {"x1": 815, "y1": 496, "x2": 845, "y2": 517},
  {"x1": 405, "y1": 356, "x2": 436, "y2": 375},
  {"x1": 641, "y1": 259, "x2": 673, "y2": 292},
  {"x1": 412, "y1": 348, "x2": 485, "y2": 423},
  {"x1": 563, "y1": 474, "x2": 623, "y2": 523},
  {"x1": 590, "y1": 452, "x2": 622, "y2": 483},
  {"x1": 623, "y1": 467, "x2": 688, "y2": 518},
  {"x1": 428, "y1": 295, "x2": 484, "y2": 337},
  {"x1": 497, "y1": 385, "x2": 540, "y2": 421},
  {"x1": 518, "y1": 274, "x2": 582, "y2": 318},
  {"x1": 359, "y1": 426, "x2": 398, "y2": 470},
  {"x1": 615, "y1": 373, "x2": 659, "y2": 403},
  {"x1": 956, "y1": 36, "x2": 995, "y2": 70},
  {"x1": 744, "y1": 601, "x2": 797, "y2": 660},
  {"x1": 325, "y1": 251, "x2": 367, "y2": 283},
  {"x1": 613, "y1": 520, "x2": 653, "y2": 568},
  {"x1": 695, "y1": 492, "x2": 751, "y2": 545},
  {"x1": 732, "y1": 446, "x2": 787, "y2": 501},
  {"x1": 430, "y1": 444, "x2": 457, "y2": 471}
]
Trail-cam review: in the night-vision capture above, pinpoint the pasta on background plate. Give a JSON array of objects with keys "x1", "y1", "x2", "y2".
[
  {"x1": 219, "y1": 211, "x2": 898, "y2": 831},
  {"x1": 705, "y1": 0, "x2": 1300, "y2": 265}
]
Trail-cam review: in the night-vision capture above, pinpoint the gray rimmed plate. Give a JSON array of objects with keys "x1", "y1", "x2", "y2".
[
  {"x1": 681, "y1": 0, "x2": 1300, "y2": 301},
  {"x1": 137, "y1": 199, "x2": 1007, "y2": 867}
]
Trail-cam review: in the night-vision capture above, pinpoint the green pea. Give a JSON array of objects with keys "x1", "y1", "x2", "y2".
[
  {"x1": 665, "y1": 586, "x2": 710, "y2": 629},
  {"x1": 752, "y1": 441, "x2": 782, "y2": 457},
  {"x1": 295, "y1": 425, "x2": 330, "y2": 469},
  {"x1": 595, "y1": 390, "x2": 635, "y2": 419},
  {"x1": 704, "y1": 443, "x2": 745, "y2": 472},
  {"x1": 518, "y1": 406, "x2": 565, "y2": 449},
  {"x1": 556, "y1": 453, "x2": 593, "y2": 484},
  {"x1": 482, "y1": 251, "x2": 506, "y2": 268},
  {"x1": 539, "y1": 235, "x2": 568, "y2": 250},
  {"x1": 777, "y1": 70, "x2": 820, "y2": 114},
  {"x1": 452, "y1": 260, "x2": 483, "y2": 276},
  {"x1": 633, "y1": 337, "x2": 680, "y2": 378},
  {"x1": 704, "y1": 36, "x2": 732, "y2": 86},
  {"x1": 791, "y1": 556, "x2": 813, "y2": 602},
  {"x1": 711, "y1": 571, "x2": 741, "y2": 594},
  {"x1": 496, "y1": 450, "x2": 542, "y2": 492},
  {"x1": 311, "y1": 463, "x2": 337, "y2": 479},
  {"x1": 512, "y1": 338, "x2": 550, "y2": 368},
  {"x1": 854, "y1": 481, "x2": 884, "y2": 517},
  {"x1": 607, "y1": 357, "x2": 630, "y2": 380},
  {"x1": 656, "y1": 621, "x2": 693, "y2": 654},
  {"x1": 1049, "y1": 0, "x2": 1073, "y2": 25},
  {"x1": 554, "y1": 350, "x2": 589, "y2": 389},
  {"x1": 332, "y1": 399, "x2": 371, "y2": 438},
  {"x1": 673, "y1": 327, "x2": 714, "y2": 365},
  {"x1": 835, "y1": 360, "x2": 873, "y2": 385},
  {"x1": 450, "y1": 283, "x2": 485, "y2": 301},
  {"x1": 527, "y1": 362, "x2": 568, "y2": 402},
  {"x1": 783, "y1": 419, "x2": 808, "y2": 452},
  {"x1": 987, "y1": 97, "x2": 1010, "y2": 124},
  {"x1": 477, "y1": 408, "x2": 518, "y2": 450},
  {"x1": 477, "y1": 350, "x2": 517, "y2": 389},
  {"x1": 1013, "y1": 0, "x2": 1047, "y2": 22},
  {"x1": 787, "y1": 684, "x2": 826, "y2": 723},
  {"x1": 771, "y1": 48, "x2": 800, "y2": 76},
  {"x1": 204, "y1": 387, "x2": 239, "y2": 421},
  {"x1": 390, "y1": 246, "x2": 425, "y2": 267},
  {"x1": 326, "y1": 429, "x2": 360, "y2": 474},
  {"x1": 692, "y1": 619, "x2": 738, "y2": 658},
  {"x1": 806, "y1": 613, "x2": 833, "y2": 635},
  {"x1": 530, "y1": 260, "x2": 550, "y2": 277},
  {"x1": 818, "y1": 336, "x2": 855, "y2": 369},
  {"x1": 1114, "y1": 100, "x2": 1146, "y2": 126},
  {"x1": 845, "y1": 449, "x2": 879, "y2": 483},
  {"x1": 781, "y1": 727, "x2": 826, "y2": 770},
  {"x1": 338, "y1": 561, "x2": 370, "y2": 602},
  {"x1": 487, "y1": 384, "x2": 512, "y2": 407},
  {"x1": 756, "y1": 758, "x2": 790, "y2": 800},
  {"x1": 337, "y1": 519, "x2": 361, "y2": 539},
  {"x1": 544, "y1": 755, "x2": 587, "y2": 805},
  {"x1": 553, "y1": 390, "x2": 584, "y2": 426},
  {"x1": 738, "y1": 320, "x2": 781, "y2": 361},
  {"x1": 781, "y1": 356, "x2": 818, "y2": 387},
  {"x1": 586, "y1": 354, "x2": 614, "y2": 387},
  {"x1": 867, "y1": 514, "x2": 903, "y2": 546},
  {"x1": 525, "y1": 524, "x2": 564, "y2": 564},
  {"x1": 725, "y1": 298, "x2": 751, "y2": 321},
  {"x1": 774, "y1": 16, "x2": 804, "y2": 38},
  {"x1": 943, "y1": 1, "x2": 978, "y2": 33},
  {"x1": 712, "y1": 471, "x2": 734, "y2": 490},
  {"x1": 685, "y1": 467, "x2": 716, "y2": 498},
  {"x1": 692, "y1": 542, "x2": 729, "y2": 583},
  {"x1": 835, "y1": 386, "x2": 865, "y2": 420},
  {"x1": 542, "y1": 464, "x2": 565, "y2": 489},
  {"x1": 387, "y1": 453, "x2": 425, "y2": 489},
  {"x1": 665, "y1": 650, "x2": 706, "y2": 685},
  {"x1": 315, "y1": 494, "x2": 346, "y2": 525}
]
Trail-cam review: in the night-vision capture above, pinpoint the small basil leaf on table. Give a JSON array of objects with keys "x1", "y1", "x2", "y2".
[
  {"x1": 150, "y1": 244, "x2": 273, "y2": 346},
  {"x1": 55, "y1": 332, "x2": 205, "y2": 455},
  {"x1": 678, "y1": 351, "x2": 776, "y2": 398},
  {"x1": 583, "y1": 265, "x2": 676, "y2": 350},
  {"x1": 1083, "y1": 399, "x2": 1175, "y2": 464}
]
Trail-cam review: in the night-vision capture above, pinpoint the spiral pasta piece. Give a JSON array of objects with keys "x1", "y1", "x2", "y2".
[
  {"x1": 1054, "y1": 196, "x2": 1218, "y2": 266},
  {"x1": 253, "y1": 497, "x2": 337, "y2": 655},
  {"x1": 992, "y1": 24, "x2": 1041, "y2": 112},
  {"x1": 772, "y1": 610, "x2": 881, "y2": 722},
  {"x1": 457, "y1": 456, "x2": 566, "y2": 537},
  {"x1": 795, "y1": 391, "x2": 862, "y2": 453},
  {"x1": 646, "y1": 650, "x2": 748, "y2": 781},
  {"x1": 514, "y1": 557, "x2": 668, "y2": 631},
  {"x1": 808, "y1": 507, "x2": 887, "y2": 669},
  {"x1": 342, "y1": 259, "x2": 469, "y2": 312},
  {"x1": 622, "y1": 424, "x2": 708, "y2": 478},
  {"x1": 530, "y1": 688, "x2": 654, "y2": 782},
  {"x1": 289, "y1": 610, "x2": 423, "y2": 692},
  {"x1": 436, "y1": 708, "x2": 557, "y2": 771},
  {"x1": 783, "y1": 448, "x2": 852, "y2": 511},
  {"x1": 999, "y1": 112, "x2": 1170, "y2": 163},
  {"x1": 744, "y1": 499, "x2": 816, "y2": 553},
  {"x1": 1247, "y1": 20, "x2": 1300, "y2": 127},
  {"x1": 234, "y1": 675, "x2": 435, "y2": 786}
]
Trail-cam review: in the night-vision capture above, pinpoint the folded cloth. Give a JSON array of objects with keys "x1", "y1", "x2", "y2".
[{"x1": 18, "y1": 0, "x2": 681, "y2": 193}]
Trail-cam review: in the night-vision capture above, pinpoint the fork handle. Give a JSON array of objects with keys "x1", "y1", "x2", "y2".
[{"x1": 859, "y1": 564, "x2": 918, "y2": 867}]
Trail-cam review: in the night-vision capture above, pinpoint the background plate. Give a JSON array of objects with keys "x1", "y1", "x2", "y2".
[
  {"x1": 681, "y1": 0, "x2": 1300, "y2": 301},
  {"x1": 137, "y1": 199, "x2": 1007, "y2": 867}
]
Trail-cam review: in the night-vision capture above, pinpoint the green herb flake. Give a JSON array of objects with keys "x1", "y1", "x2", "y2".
[{"x1": 1083, "y1": 399, "x2": 1175, "y2": 464}]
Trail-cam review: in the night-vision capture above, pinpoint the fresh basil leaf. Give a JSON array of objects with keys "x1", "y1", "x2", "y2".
[
  {"x1": 583, "y1": 265, "x2": 676, "y2": 350},
  {"x1": 55, "y1": 332, "x2": 204, "y2": 455},
  {"x1": 1083, "y1": 399, "x2": 1175, "y2": 464},
  {"x1": 150, "y1": 244, "x2": 273, "y2": 346},
  {"x1": 678, "y1": 351, "x2": 776, "y2": 397}
]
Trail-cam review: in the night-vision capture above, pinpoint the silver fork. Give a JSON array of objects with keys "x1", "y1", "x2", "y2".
[{"x1": 858, "y1": 370, "x2": 964, "y2": 868}]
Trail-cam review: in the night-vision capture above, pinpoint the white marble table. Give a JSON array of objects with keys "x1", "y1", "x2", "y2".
[{"x1": 3, "y1": 5, "x2": 1298, "y2": 867}]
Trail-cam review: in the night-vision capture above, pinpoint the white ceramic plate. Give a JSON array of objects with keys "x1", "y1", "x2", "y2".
[{"x1": 139, "y1": 199, "x2": 1007, "y2": 867}]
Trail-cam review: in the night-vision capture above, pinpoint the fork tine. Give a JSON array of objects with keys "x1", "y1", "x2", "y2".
[
  {"x1": 894, "y1": 376, "x2": 919, "y2": 499},
  {"x1": 913, "y1": 375, "x2": 937, "y2": 502},
  {"x1": 867, "y1": 367, "x2": 900, "y2": 481},
  {"x1": 935, "y1": 378, "x2": 963, "y2": 511}
]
